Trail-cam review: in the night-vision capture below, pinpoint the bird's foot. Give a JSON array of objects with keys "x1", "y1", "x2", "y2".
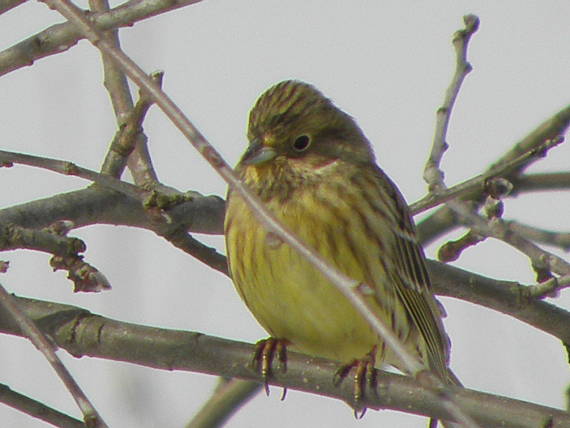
[
  {"x1": 251, "y1": 337, "x2": 289, "y2": 399},
  {"x1": 333, "y1": 347, "x2": 378, "y2": 418}
]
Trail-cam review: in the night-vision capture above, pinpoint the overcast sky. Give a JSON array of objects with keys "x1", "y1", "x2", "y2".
[{"x1": 1, "y1": 1, "x2": 569, "y2": 427}]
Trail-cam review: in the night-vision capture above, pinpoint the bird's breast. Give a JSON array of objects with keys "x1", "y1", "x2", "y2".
[{"x1": 225, "y1": 181, "x2": 401, "y2": 363}]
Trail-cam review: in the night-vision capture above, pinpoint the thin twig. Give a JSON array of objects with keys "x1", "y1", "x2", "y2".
[
  {"x1": 441, "y1": 200, "x2": 570, "y2": 279},
  {"x1": 0, "y1": 149, "x2": 144, "y2": 200},
  {"x1": 90, "y1": 0, "x2": 138, "y2": 179},
  {"x1": 163, "y1": 230, "x2": 228, "y2": 275},
  {"x1": 427, "y1": 260, "x2": 570, "y2": 343},
  {"x1": 186, "y1": 379, "x2": 260, "y2": 428},
  {"x1": 0, "y1": 223, "x2": 109, "y2": 291},
  {"x1": 507, "y1": 221, "x2": 570, "y2": 251},
  {"x1": 513, "y1": 171, "x2": 570, "y2": 193},
  {"x1": 0, "y1": 284, "x2": 107, "y2": 427},
  {"x1": 89, "y1": 0, "x2": 162, "y2": 183},
  {"x1": 411, "y1": 136, "x2": 563, "y2": 214},
  {"x1": 0, "y1": 383, "x2": 85, "y2": 428},
  {"x1": 124, "y1": 72, "x2": 163, "y2": 184},
  {"x1": 0, "y1": 150, "x2": 225, "y2": 235},
  {"x1": 0, "y1": 0, "x2": 204, "y2": 77},
  {"x1": 89, "y1": 0, "x2": 133, "y2": 122},
  {"x1": 44, "y1": 1, "x2": 478, "y2": 426},
  {"x1": 0, "y1": 223, "x2": 85, "y2": 255},
  {"x1": 100, "y1": 71, "x2": 163, "y2": 180},
  {"x1": 417, "y1": 104, "x2": 570, "y2": 245},
  {"x1": 490, "y1": 105, "x2": 570, "y2": 175},
  {"x1": 523, "y1": 274, "x2": 570, "y2": 299},
  {"x1": 418, "y1": 12, "x2": 570, "y2": 287},
  {"x1": 423, "y1": 14, "x2": 479, "y2": 191}
]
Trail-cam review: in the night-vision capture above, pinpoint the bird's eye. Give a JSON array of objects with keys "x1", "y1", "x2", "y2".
[{"x1": 292, "y1": 135, "x2": 311, "y2": 152}]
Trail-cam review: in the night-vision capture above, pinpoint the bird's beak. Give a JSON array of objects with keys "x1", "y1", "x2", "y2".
[{"x1": 241, "y1": 140, "x2": 278, "y2": 166}]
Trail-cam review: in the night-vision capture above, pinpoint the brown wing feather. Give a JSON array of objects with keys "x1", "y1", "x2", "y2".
[{"x1": 370, "y1": 166, "x2": 452, "y2": 380}]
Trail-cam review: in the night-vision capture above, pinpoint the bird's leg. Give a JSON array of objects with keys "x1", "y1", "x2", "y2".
[
  {"x1": 333, "y1": 346, "x2": 378, "y2": 418},
  {"x1": 251, "y1": 337, "x2": 289, "y2": 398}
]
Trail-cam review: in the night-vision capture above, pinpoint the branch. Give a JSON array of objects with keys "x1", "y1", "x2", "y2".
[
  {"x1": 0, "y1": 223, "x2": 84, "y2": 255},
  {"x1": 0, "y1": 149, "x2": 224, "y2": 283},
  {"x1": 490, "y1": 106, "x2": 570, "y2": 175},
  {"x1": 1, "y1": 295, "x2": 569, "y2": 427},
  {"x1": 0, "y1": 149, "x2": 145, "y2": 201},
  {"x1": 0, "y1": 286, "x2": 107, "y2": 426},
  {"x1": 507, "y1": 221, "x2": 570, "y2": 251},
  {"x1": 0, "y1": 0, "x2": 204, "y2": 77},
  {"x1": 0, "y1": 189, "x2": 225, "y2": 280},
  {"x1": 411, "y1": 136, "x2": 564, "y2": 214},
  {"x1": 99, "y1": 71, "x2": 163, "y2": 181},
  {"x1": 428, "y1": 260, "x2": 570, "y2": 344},
  {"x1": 88, "y1": 0, "x2": 163, "y2": 185},
  {"x1": 186, "y1": 379, "x2": 260, "y2": 428},
  {"x1": 423, "y1": 14, "x2": 479, "y2": 191},
  {"x1": 164, "y1": 230, "x2": 228, "y2": 275},
  {"x1": 512, "y1": 172, "x2": 570, "y2": 194},
  {"x1": 0, "y1": 223, "x2": 110, "y2": 292},
  {"x1": 4, "y1": 182, "x2": 569, "y2": 339},
  {"x1": 442, "y1": 201, "x2": 570, "y2": 279},
  {"x1": 89, "y1": 0, "x2": 133, "y2": 123},
  {"x1": 0, "y1": 186, "x2": 224, "y2": 237},
  {"x1": 0, "y1": 383, "x2": 84, "y2": 428},
  {"x1": 417, "y1": 104, "x2": 570, "y2": 245}
]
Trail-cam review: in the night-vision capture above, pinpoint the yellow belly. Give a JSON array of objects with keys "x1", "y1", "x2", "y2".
[
  {"x1": 225, "y1": 190, "x2": 412, "y2": 366},
  {"x1": 236, "y1": 239, "x2": 377, "y2": 362}
]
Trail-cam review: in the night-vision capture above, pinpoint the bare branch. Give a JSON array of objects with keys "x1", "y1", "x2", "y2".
[
  {"x1": 423, "y1": 14, "x2": 479, "y2": 191},
  {"x1": 512, "y1": 172, "x2": 570, "y2": 194},
  {"x1": 163, "y1": 230, "x2": 228, "y2": 276},
  {"x1": 0, "y1": 285, "x2": 108, "y2": 427},
  {"x1": 418, "y1": 104, "x2": 570, "y2": 245},
  {"x1": 0, "y1": 223, "x2": 85, "y2": 255},
  {"x1": 0, "y1": 149, "x2": 145, "y2": 200},
  {"x1": 437, "y1": 230, "x2": 484, "y2": 262},
  {"x1": 411, "y1": 136, "x2": 564, "y2": 215},
  {"x1": 507, "y1": 221, "x2": 570, "y2": 251},
  {"x1": 491, "y1": 106, "x2": 570, "y2": 175},
  {"x1": 428, "y1": 260, "x2": 570, "y2": 344},
  {"x1": 100, "y1": 71, "x2": 163, "y2": 181},
  {"x1": 186, "y1": 379, "x2": 260, "y2": 428},
  {"x1": 89, "y1": 0, "x2": 133, "y2": 123},
  {"x1": 0, "y1": 223, "x2": 109, "y2": 292},
  {"x1": 524, "y1": 275, "x2": 570, "y2": 299},
  {"x1": 0, "y1": 383, "x2": 84, "y2": 428},
  {"x1": 0, "y1": 0, "x2": 204, "y2": 77},
  {"x1": 124, "y1": 72, "x2": 164, "y2": 184},
  {"x1": 50, "y1": 254, "x2": 111, "y2": 292},
  {"x1": 0, "y1": 186, "x2": 224, "y2": 235},
  {"x1": 2, "y1": 295, "x2": 569, "y2": 427}
]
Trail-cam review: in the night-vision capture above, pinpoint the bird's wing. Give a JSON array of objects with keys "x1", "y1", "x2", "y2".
[{"x1": 370, "y1": 166, "x2": 451, "y2": 379}]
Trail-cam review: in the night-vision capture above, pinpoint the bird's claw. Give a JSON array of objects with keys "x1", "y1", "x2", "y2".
[
  {"x1": 251, "y1": 338, "x2": 289, "y2": 397},
  {"x1": 334, "y1": 347, "x2": 377, "y2": 418}
]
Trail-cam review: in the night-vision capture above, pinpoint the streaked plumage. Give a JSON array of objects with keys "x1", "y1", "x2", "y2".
[{"x1": 225, "y1": 80, "x2": 453, "y2": 384}]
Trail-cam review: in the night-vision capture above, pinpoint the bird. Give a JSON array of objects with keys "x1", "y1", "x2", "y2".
[{"x1": 224, "y1": 80, "x2": 457, "y2": 421}]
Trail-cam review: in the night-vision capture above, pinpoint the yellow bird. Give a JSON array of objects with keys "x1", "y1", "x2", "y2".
[{"x1": 225, "y1": 80, "x2": 455, "y2": 401}]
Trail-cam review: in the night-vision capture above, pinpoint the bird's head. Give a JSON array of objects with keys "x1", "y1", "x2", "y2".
[{"x1": 239, "y1": 80, "x2": 375, "y2": 175}]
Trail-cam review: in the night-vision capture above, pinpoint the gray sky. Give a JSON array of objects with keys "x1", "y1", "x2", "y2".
[{"x1": 1, "y1": 1, "x2": 569, "y2": 427}]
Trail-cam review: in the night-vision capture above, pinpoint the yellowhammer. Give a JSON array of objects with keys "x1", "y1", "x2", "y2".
[{"x1": 225, "y1": 80, "x2": 456, "y2": 406}]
